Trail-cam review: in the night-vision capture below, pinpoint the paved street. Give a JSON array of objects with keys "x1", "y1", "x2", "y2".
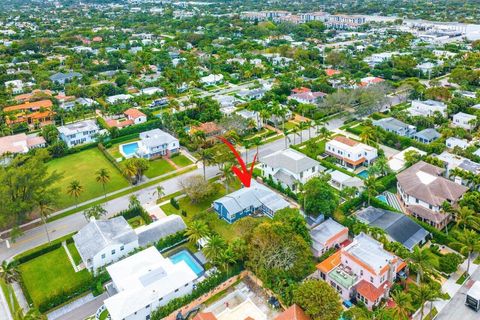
[
  {"x1": 436, "y1": 267, "x2": 480, "y2": 320},
  {"x1": 0, "y1": 116, "x2": 346, "y2": 262}
]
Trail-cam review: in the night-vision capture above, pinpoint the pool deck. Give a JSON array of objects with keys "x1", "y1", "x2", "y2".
[{"x1": 119, "y1": 140, "x2": 140, "y2": 159}]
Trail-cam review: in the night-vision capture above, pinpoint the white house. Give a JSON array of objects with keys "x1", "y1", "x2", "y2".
[
  {"x1": 58, "y1": 119, "x2": 102, "y2": 148},
  {"x1": 446, "y1": 137, "x2": 470, "y2": 150},
  {"x1": 124, "y1": 108, "x2": 147, "y2": 124},
  {"x1": 138, "y1": 87, "x2": 163, "y2": 96},
  {"x1": 136, "y1": 128, "x2": 179, "y2": 159},
  {"x1": 106, "y1": 94, "x2": 133, "y2": 105},
  {"x1": 325, "y1": 136, "x2": 378, "y2": 169},
  {"x1": 73, "y1": 217, "x2": 139, "y2": 273},
  {"x1": 4, "y1": 80, "x2": 24, "y2": 94},
  {"x1": 236, "y1": 109, "x2": 262, "y2": 130},
  {"x1": 329, "y1": 170, "x2": 364, "y2": 192},
  {"x1": 452, "y1": 112, "x2": 477, "y2": 130},
  {"x1": 407, "y1": 100, "x2": 447, "y2": 117},
  {"x1": 200, "y1": 74, "x2": 224, "y2": 86},
  {"x1": 261, "y1": 148, "x2": 325, "y2": 192},
  {"x1": 288, "y1": 91, "x2": 327, "y2": 104},
  {"x1": 103, "y1": 247, "x2": 198, "y2": 320}
]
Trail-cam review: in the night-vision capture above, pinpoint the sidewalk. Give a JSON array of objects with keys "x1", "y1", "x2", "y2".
[{"x1": 0, "y1": 285, "x2": 13, "y2": 320}]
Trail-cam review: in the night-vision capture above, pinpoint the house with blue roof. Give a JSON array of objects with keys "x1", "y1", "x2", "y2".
[{"x1": 213, "y1": 182, "x2": 290, "y2": 223}]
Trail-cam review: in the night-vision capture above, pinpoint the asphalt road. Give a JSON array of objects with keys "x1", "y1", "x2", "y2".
[
  {"x1": 0, "y1": 116, "x2": 346, "y2": 261},
  {"x1": 436, "y1": 268, "x2": 480, "y2": 320}
]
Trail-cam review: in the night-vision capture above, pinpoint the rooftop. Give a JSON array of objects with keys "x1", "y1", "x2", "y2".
[
  {"x1": 261, "y1": 148, "x2": 322, "y2": 175},
  {"x1": 310, "y1": 218, "x2": 348, "y2": 251}
]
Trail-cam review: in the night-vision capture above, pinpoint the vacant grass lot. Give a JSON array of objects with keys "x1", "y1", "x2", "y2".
[
  {"x1": 145, "y1": 159, "x2": 176, "y2": 178},
  {"x1": 18, "y1": 247, "x2": 92, "y2": 309},
  {"x1": 47, "y1": 148, "x2": 129, "y2": 208},
  {"x1": 160, "y1": 181, "x2": 264, "y2": 241}
]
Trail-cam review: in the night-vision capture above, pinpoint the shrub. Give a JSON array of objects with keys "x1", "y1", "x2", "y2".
[
  {"x1": 170, "y1": 197, "x2": 180, "y2": 210},
  {"x1": 413, "y1": 219, "x2": 456, "y2": 246},
  {"x1": 156, "y1": 231, "x2": 187, "y2": 252},
  {"x1": 439, "y1": 253, "x2": 463, "y2": 274}
]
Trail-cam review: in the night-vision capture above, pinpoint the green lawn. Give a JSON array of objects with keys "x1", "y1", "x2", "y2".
[
  {"x1": 284, "y1": 121, "x2": 297, "y2": 131},
  {"x1": 170, "y1": 154, "x2": 193, "y2": 167},
  {"x1": 145, "y1": 159, "x2": 176, "y2": 178},
  {"x1": 47, "y1": 148, "x2": 130, "y2": 208},
  {"x1": 128, "y1": 216, "x2": 145, "y2": 228},
  {"x1": 160, "y1": 181, "x2": 251, "y2": 241},
  {"x1": 456, "y1": 272, "x2": 468, "y2": 285},
  {"x1": 18, "y1": 247, "x2": 92, "y2": 309},
  {"x1": 67, "y1": 242, "x2": 83, "y2": 266},
  {"x1": 1, "y1": 279, "x2": 20, "y2": 319}
]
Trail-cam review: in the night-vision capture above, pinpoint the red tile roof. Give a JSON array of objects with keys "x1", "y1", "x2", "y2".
[
  {"x1": 124, "y1": 108, "x2": 146, "y2": 119},
  {"x1": 292, "y1": 87, "x2": 311, "y2": 94},
  {"x1": 333, "y1": 135, "x2": 358, "y2": 147},
  {"x1": 325, "y1": 69, "x2": 341, "y2": 76},
  {"x1": 4, "y1": 100, "x2": 53, "y2": 112},
  {"x1": 275, "y1": 304, "x2": 311, "y2": 320},
  {"x1": 316, "y1": 250, "x2": 341, "y2": 273},
  {"x1": 193, "y1": 313, "x2": 217, "y2": 320},
  {"x1": 355, "y1": 280, "x2": 390, "y2": 302}
]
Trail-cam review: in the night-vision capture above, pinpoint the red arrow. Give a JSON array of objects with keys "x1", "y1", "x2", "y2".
[{"x1": 217, "y1": 136, "x2": 257, "y2": 188}]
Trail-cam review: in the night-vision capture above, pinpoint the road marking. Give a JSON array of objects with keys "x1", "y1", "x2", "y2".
[
  {"x1": 5, "y1": 240, "x2": 9, "y2": 249},
  {"x1": 10, "y1": 224, "x2": 69, "y2": 248}
]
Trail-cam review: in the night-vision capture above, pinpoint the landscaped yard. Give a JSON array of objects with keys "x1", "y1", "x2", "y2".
[
  {"x1": 105, "y1": 136, "x2": 139, "y2": 159},
  {"x1": 160, "y1": 181, "x2": 256, "y2": 241},
  {"x1": 67, "y1": 242, "x2": 83, "y2": 266},
  {"x1": 18, "y1": 247, "x2": 92, "y2": 309},
  {"x1": 128, "y1": 216, "x2": 146, "y2": 228},
  {"x1": 170, "y1": 154, "x2": 193, "y2": 167},
  {"x1": 47, "y1": 148, "x2": 130, "y2": 208},
  {"x1": 145, "y1": 159, "x2": 176, "y2": 178}
]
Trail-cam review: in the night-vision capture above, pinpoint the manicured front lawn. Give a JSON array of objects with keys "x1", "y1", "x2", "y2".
[
  {"x1": 145, "y1": 159, "x2": 176, "y2": 178},
  {"x1": 67, "y1": 242, "x2": 83, "y2": 266},
  {"x1": 18, "y1": 247, "x2": 92, "y2": 309},
  {"x1": 47, "y1": 148, "x2": 130, "y2": 208},
  {"x1": 170, "y1": 154, "x2": 193, "y2": 167},
  {"x1": 160, "y1": 181, "x2": 249, "y2": 241}
]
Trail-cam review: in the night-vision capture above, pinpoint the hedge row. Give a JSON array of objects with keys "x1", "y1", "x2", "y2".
[
  {"x1": 14, "y1": 234, "x2": 75, "y2": 265},
  {"x1": 103, "y1": 132, "x2": 140, "y2": 147},
  {"x1": 151, "y1": 266, "x2": 243, "y2": 319},
  {"x1": 97, "y1": 143, "x2": 129, "y2": 180},
  {"x1": 156, "y1": 231, "x2": 187, "y2": 253},
  {"x1": 114, "y1": 206, "x2": 153, "y2": 224},
  {"x1": 116, "y1": 119, "x2": 162, "y2": 137},
  {"x1": 413, "y1": 218, "x2": 456, "y2": 246}
]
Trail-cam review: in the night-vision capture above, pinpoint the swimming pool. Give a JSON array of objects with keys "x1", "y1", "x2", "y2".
[
  {"x1": 376, "y1": 194, "x2": 388, "y2": 204},
  {"x1": 120, "y1": 142, "x2": 139, "y2": 158},
  {"x1": 169, "y1": 250, "x2": 204, "y2": 277},
  {"x1": 357, "y1": 170, "x2": 369, "y2": 179}
]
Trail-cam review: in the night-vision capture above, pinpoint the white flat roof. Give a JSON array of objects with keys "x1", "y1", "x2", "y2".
[{"x1": 104, "y1": 247, "x2": 197, "y2": 320}]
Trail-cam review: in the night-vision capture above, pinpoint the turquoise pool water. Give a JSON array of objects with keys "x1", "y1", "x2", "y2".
[
  {"x1": 376, "y1": 194, "x2": 388, "y2": 204},
  {"x1": 357, "y1": 170, "x2": 369, "y2": 179},
  {"x1": 120, "y1": 142, "x2": 139, "y2": 157},
  {"x1": 169, "y1": 250, "x2": 204, "y2": 277}
]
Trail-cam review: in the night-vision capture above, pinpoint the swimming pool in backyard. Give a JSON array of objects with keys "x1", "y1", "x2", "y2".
[
  {"x1": 357, "y1": 170, "x2": 369, "y2": 179},
  {"x1": 119, "y1": 141, "x2": 139, "y2": 158},
  {"x1": 169, "y1": 249, "x2": 204, "y2": 277},
  {"x1": 376, "y1": 194, "x2": 388, "y2": 204}
]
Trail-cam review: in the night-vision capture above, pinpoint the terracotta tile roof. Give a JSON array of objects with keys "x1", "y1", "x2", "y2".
[
  {"x1": 124, "y1": 108, "x2": 146, "y2": 119},
  {"x1": 105, "y1": 119, "x2": 134, "y2": 128},
  {"x1": 333, "y1": 135, "x2": 358, "y2": 147},
  {"x1": 4, "y1": 100, "x2": 53, "y2": 112},
  {"x1": 191, "y1": 122, "x2": 222, "y2": 134},
  {"x1": 325, "y1": 69, "x2": 341, "y2": 76},
  {"x1": 355, "y1": 280, "x2": 390, "y2": 302},
  {"x1": 193, "y1": 313, "x2": 217, "y2": 320},
  {"x1": 275, "y1": 304, "x2": 311, "y2": 320},
  {"x1": 292, "y1": 87, "x2": 311, "y2": 94},
  {"x1": 316, "y1": 250, "x2": 341, "y2": 273}
]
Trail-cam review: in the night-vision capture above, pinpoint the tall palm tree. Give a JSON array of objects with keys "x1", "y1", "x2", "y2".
[
  {"x1": 203, "y1": 234, "x2": 227, "y2": 265},
  {"x1": 454, "y1": 206, "x2": 480, "y2": 231},
  {"x1": 83, "y1": 204, "x2": 107, "y2": 222},
  {"x1": 220, "y1": 163, "x2": 234, "y2": 193},
  {"x1": 409, "y1": 284, "x2": 432, "y2": 320},
  {"x1": 96, "y1": 168, "x2": 111, "y2": 199},
  {"x1": 390, "y1": 290, "x2": 414, "y2": 320},
  {"x1": 67, "y1": 180, "x2": 84, "y2": 208},
  {"x1": 360, "y1": 125, "x2": 378, "y2": 145},
  {"x1": 408, "y1": 246, "x2": 433, "y2": 285},
  {"x1": 156, "y1": 186, "x2": 165, "y2": 201},
  {"x1": 37, "y1": 197, "x2": 55, "y2": 243},
  {"x1": 186, "y1": 221, "x2": 210, "y2": 245},
  {"x1": 364, "y1": 176, "x2": 378, "y2": 206},
  {"x1": 451, "y1": 230, "x2": 480, "y2": 275},
  {"x1": 243, "y1": 141, "x2": 253, "y2": 164},
  {"x1": 0, "y1": 260, "x2": 18, "y2": 309},
  {"x1": 373, "y1": 157, "x2": 391, "y2": 177},
  {"x1": 317, "y1": 126, "x2": 331, "y2": 140},
  {"x1": 196, "y1": 148, "x2": 213, "y2": 181}
]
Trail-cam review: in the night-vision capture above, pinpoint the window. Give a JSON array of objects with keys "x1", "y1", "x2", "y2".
[
  {"x1": 175, "y1": 289, "x2": 179, "y2": 293},
  {"x1": 185, "y1": 283, "x2": 189, "y2": 287},
  {"x1": 360, "y1": 270, "x2": 363, "y2": 276},
  {"x1": 120, "y1": 246, "x2": 124, "y2": 251},
  {"x1": 111, "y1": 249, "x2": 116, "y2": 255},
  {"x1": 101, "y1": 254, "x2": 106, "y2": 259},
  {"x1": 370, "y1": 276, "x2": 374, "y2": 283}
]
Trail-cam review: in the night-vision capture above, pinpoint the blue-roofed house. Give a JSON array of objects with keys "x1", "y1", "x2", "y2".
[{"x1": 213, "y1": 182, "x2": 290, "y2": 223}]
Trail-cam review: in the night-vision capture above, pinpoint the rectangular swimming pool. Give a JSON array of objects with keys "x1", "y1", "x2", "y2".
[
  {"x1": 169, "y1": 250, "x2": 204, "y2": 277},
  {"x1": 357, "y1": 170, "x2": 369, "y2": 179},
  {"x1": 120, "y1": 142, "x2": 139, "y2": 158},
  {"x1": 376, "y1": 194, "x2": 388, "y2": 204}
]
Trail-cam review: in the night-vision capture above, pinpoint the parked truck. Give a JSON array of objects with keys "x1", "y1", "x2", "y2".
[{"x1": 466, "y1": 281, "x2": 480, "y2": 312}]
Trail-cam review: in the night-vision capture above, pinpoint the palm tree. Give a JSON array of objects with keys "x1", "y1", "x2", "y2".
[
  {"x1": 96, "y1": 168, "x2": 111, "y2": 199},
  {"x1": 296, "y1": 122, "x2": 309, "y2": 144},
  {"x1": 0, "y1": 260, "x2": 18, "y2": 309},
  {"x1": 290, "y1": 126, "x2": 300, "y2": 145},
  {"x1": 219, "y1": 247, "x2": 236, "y2": 275},
  {"x1": 220, "y1": 163, "x2": 234, "y2": 193},
  {"x1": 360, "y1": 125, "x2": 378, "y2": 145},
  {"x1": 37, "y1": 197, "x2": 55, "y2": 243},
  {"x1": 203, "y1": 234, "x2": 227, "y2": 265},
  {"x1": 196, "y1": 148, "x2": 213, "y2": 180},
  {"x1": 317, "y1": 126, "x2": 331, "y2": 140},
  {"x1": 451, "y1": 230, "x2": 480, "y2": 275},
  {"x1": 83, "y1": 204, "x2": 107, "y2": 222},
  {"x1": 364, "y1": 176, "x2": 378, "y2": 206},
  {"x1": 67, "y1": 180, "x2": 84, "y2": 208},
  {"x1": 252, "y1": 137, "x2": 262, "y2": 154},
  {"x1": 390, "y1": 290, "x2": 414, "y2": 320},
  {"x1": 243, "y1": 140, "x2": 253, "y2": 164},
  {"x1": 454, "y1": 206, "x2": 480, "y2": 231},
  {"x1": 408, "y1": 246, "x2": 433, "y2": 284},
  {"x1": 409, "y1": 284, "x2": 432, "y2": 320},
  {"x1": 122, "y1": 161, "x2": 137, "y2": 184},
  {"x1": 22, "y1": 308, "x2": 47, "y2": 320},
  {"x1": 373, "y1": 157, "x2": 391, "y2": 177},
  {"x1": 186, "y1": 221, "x2": 210, "y2": 245},
  {"x1": 156, "y1": 186, "x2": 165, "y2": 201}
]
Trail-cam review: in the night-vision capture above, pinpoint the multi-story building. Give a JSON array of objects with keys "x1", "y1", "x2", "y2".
[
  {"x1": 310, "y1": 218, "x2": 349, "y2": 257},
  {"x1": 135, "y1": 128, "x2": 179, "y2": 159},
  {"x1": 452, "y1": 112, "x2": 477, "y2": 130},
  {"x1": 325, "y1": 136, "x2": 378, "y2": 169},
  {"x1": 3, "y1": 100, "x2": 55, "y2": 127},
  {"x1": 0, "y1": 133, "x2": 46, "y2": 156},
  {"x1": 373, "y1": 117, "x2": 417, "y2": 137},
  {"x1": 407, "y1": 100, "x2": 447, "y2": 117},
  {"x1": 397, "y1": 161, "x2": 468, "y2": 229},
  {"x1": 325, "y1": 14, "x2": 367, "y2": 30},
  {"x1": 317, "y1": 233, "x2": 407, "y2": 310},
  {"x1": 58, "y1": 119, "x2": 102, "y2": 147}
]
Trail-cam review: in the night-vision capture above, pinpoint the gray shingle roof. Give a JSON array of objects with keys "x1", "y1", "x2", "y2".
[
  {"x1": 356, "y1": 206, "x2": 429, "y2": 251},
  {"x1": 373, "y1": 117, "x2": 411, "y2": 131},
  {"x1": 414, "y1": 128, "x2": 440, "y2": 141},
  {"x1": 261, "y1": 148, "x2": 323, "y2": 174},
  {"x1": 136, "y1": 215, "x2": 187, "y2": 247},
  {"x1": 73, "y1": 217, "x2": 138, "y2": 261}
]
